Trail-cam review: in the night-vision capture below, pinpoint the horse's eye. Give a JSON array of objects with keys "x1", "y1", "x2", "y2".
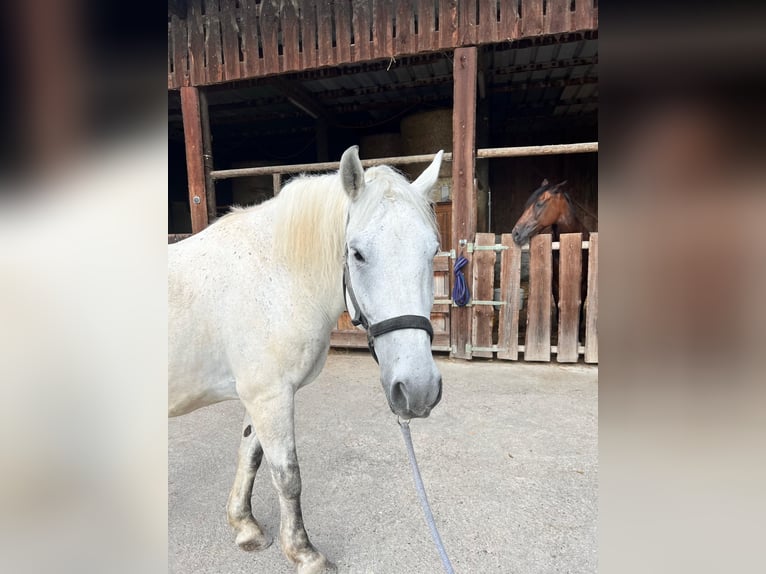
[
  {"x1": 536, "y1": 200, "x2": 545, "y2": 208},
  {"x1": 353, "y1": 250, "x2": 365, "y2": 263}
]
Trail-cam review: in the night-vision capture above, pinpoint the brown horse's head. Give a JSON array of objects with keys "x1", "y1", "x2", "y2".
[{"x1": 511, "y1": 179, "x2": 572, "y2": 245}]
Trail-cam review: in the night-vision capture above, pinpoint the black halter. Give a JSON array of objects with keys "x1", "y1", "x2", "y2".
[{"x1": 343, "y1": 259, "x2": 434, "y2": 364}]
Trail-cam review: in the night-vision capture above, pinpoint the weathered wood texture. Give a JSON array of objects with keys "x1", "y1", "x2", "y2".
[
  {"x1": 497, "y1": 234, "x2": 522, "y2": 360},
  {"x1": 168, "y1": 0, "x2": 599, "y2": 88},
  {"x1": 556, "y1": 232, "x2": 582, "y2": 362},
  {"x1": 449, "y1": 46, "x2": 477, "y2": 359},
  {"x1": 180, "y1": 86, "x2": 210, "y2": 233},
  {"x1": 584, "y1": 232, "x2": 598, "y2": 363},
  {"x1": 470, "y1": 233, "x2": 496, "y2": 358},
  {"x1": 524, "y1": 234, "x2": 553, "y2": 361}
]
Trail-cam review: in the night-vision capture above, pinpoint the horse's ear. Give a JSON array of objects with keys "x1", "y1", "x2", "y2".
[
  {"x1": 340, "y1": 145, "x2": 365, "y2": 201},
  {"x1": 411, "y1": 150, "x2": 444, "y2": 198},
  {"x1": 554, "y1": 180, "x2": 568, "y2": 193}
]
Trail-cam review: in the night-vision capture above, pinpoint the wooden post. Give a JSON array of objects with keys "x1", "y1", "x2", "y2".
[
  {"x1": 450, "y1": 46, "x2": 478, "y2": 359},
  {"x1": 180, "y1": 86, "x2": 209, "y2": 233},
  {"x1": 199, "y1": 90, "x2": 216, "y2": 223}
]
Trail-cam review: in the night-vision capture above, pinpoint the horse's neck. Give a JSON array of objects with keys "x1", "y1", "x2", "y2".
[{"x1": 556, "y1": 209, "x2": 585, "y2": 236}]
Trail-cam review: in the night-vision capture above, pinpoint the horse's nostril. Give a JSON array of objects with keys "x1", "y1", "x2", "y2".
[{"x1": 390, "y1": 381, "x2": 408, "y2": 411}]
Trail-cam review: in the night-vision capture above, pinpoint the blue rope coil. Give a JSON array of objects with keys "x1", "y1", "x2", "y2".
[{"x1": 452, "y1": 254, "x2": 470, "y2": 307}]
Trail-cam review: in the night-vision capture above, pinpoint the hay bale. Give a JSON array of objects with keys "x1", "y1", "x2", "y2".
[
  {"x1": 359, "y1": 133, "x2": 402, "y2": 159},
  {"x1": 400, "y1": 108, "x2": 453, "y2": 181}
]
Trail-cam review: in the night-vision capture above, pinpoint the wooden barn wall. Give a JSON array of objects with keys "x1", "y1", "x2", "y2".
[
  {"x1": 489, "y1": 153, "x2": 598, "y2": 234},
  {"x1": 168, "y1": 0, "x2": 599, "y2": 89}
]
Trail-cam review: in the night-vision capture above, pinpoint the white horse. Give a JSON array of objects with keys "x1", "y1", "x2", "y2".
[{"x1": 169, "y1": 146, "x2": 445, "y2": 573}]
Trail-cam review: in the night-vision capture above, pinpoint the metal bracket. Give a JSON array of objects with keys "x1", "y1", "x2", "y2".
[{"x1": 465, "y1": 243, "x2": 508, "y2": 254}]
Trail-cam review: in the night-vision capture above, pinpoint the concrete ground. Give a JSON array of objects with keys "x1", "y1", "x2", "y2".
[{"x1": 169, "y1": 350, "x2": 597, "y2": 574}]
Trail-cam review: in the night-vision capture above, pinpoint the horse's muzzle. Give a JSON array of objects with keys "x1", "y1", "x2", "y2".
[{"x1": 387, "y1": 375, "x2": 443, "y2": 419}]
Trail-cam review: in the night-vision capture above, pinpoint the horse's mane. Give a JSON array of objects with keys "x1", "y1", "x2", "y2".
[
  {"x1": 270, "y1": 164, "x2": 437, "y2": 307},
  {"x1": 523, "y1": 180, "x2": 574, "y2": 210}
]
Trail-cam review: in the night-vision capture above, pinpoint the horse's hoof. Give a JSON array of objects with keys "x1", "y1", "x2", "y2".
[
  {"x1": 296, "y1": 555, "x2": 336, "y2": 574},
  {"x1": 235, "y1": 525, "x2": 272, "y2": 552}
]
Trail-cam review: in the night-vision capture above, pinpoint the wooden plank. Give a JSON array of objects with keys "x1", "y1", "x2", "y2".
[
  {"x1": 574, "y1": 0, "x2": 596, "y2": 31},
  {"x1": 170, "y1": 14, "x2": 189, "y2": 88},
  {"x1": 316, "y1": 1, "x2": 334, "y2": 66},
  {"x1": 556, "y1": 233, "x2": 582, "y2": 363},
  {"x1": 498, "y1": 0, "x2": 521, "y2": 41},
  {"x1": 373, "y1": 0, "x2": 394, "y2": 58},
  {"x1": 204, "y1": 0, "x2": 224, "y2": 83},
  {"x1": 351, "y1": 0, "x2": 371, "y2": 61},
  {"x1": 260, "y1": 0, "x2": 280, "y2": 74},
  {"x1": 419, "y1": 0, "x2": 438, "y2": 51},
  {"x1": 584, "y1": 232, "x2": 598, "y2": 363},
  {"x1": 219, "y1": 0, "x2": 241, "y2": 80},
  {"x1": 545, "y1": 0, "x2": 571, "y2": 35},
  {"x1": 478, "y1": 0, "x2": 496, "y2": 45},
  {"x1": 438, "y1": 0, "x2": 458, "y2": 49},
  {"x1": 241, "y1": 0, "x2": 261, "y2": 77},
  {"x1": 524, "y1": 234, "x2": 552, "y2": 361},
  {"x1": 281, "y1": 0, "x2": 301, "y2": 71},
  {"x1": 470, "y1": 233, "x2": 496, "y2": 358},
  {"x1": 521, "y1": 0, "x2": 544, "y2": 37},
  {"x1": 272, "y1": 173, "x2": 282, "y2": 195},
  {"x1": 188, "y1": 1, "x2": 206, "y2": 85},
  {"x1": 395, "y1": 0, "x2": 414, "y2": 54},
  {"x1": 449, "y1": 46, "x2": 477, "y2": 360},
  {"x1": 335, "y1": 0, "x2": 352, "y2": 64},
  {"x1": 498, "y1": 234, "x2": 522, "y2": 360},
  {"x1": 458, "y1": 0, "x2": 478, "y2": 45},
  {"x1": 433, "y1": 254, "x2": 451, "y2": 273},
  {"x1": 180, "y1": 87, "x2": 209, "y2": 233},
  {"x1": 301, "y1": 0, "x2": 318, "y2": 71}
]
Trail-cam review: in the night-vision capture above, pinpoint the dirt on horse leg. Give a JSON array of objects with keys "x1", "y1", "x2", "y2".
[
  {"x1": 244, "y1": 393, "x2": 336, "y2": 574},
  {"x1": 227, "y1": 412, "x2": 273, "y2": 551}
]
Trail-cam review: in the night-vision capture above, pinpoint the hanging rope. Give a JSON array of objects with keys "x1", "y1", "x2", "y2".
[
  {"x1": 452, "y1": 254, "x2": 470, "y2": 307},
  {"x1": 398, "y1": 419, "x2": 456, "y2": 574}
]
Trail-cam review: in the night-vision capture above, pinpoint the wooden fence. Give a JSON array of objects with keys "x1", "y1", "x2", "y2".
[
  {"x1": 331, "y1": 231, "x2": 598, "y2": 363},
  {"x1": 464, "y1": 231, "x2": 597, "y2": 362},
  {"x1": 168, "y1": 0, "x2": 599, "y2": 88}
]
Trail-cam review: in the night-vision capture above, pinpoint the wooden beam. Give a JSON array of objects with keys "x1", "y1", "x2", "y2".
[
  {"x1": 450, "y1": 46, "x2": 478, "y2": 360},
  {"x1": 180, "y1": 86, "x2": 209, "y2": 233},
  {"x1": 199, "y1": 89, "x2": 216, "y2": 223}
]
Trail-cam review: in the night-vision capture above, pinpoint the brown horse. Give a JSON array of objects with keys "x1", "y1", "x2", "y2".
[
  {"x1": 511, "y1": 179, "x2": 589, "y2": 346},
  {"x1": 511, "y1": 179, "x2": 584, "y2": 246}
]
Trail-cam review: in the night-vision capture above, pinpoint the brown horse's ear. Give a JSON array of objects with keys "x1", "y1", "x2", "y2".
[
  {"x1": 541, "y1": 178, "x2": 549, "y2": 187},
  {"x1": 553, "y1": 180, "x2": 568, "y2": 193}
]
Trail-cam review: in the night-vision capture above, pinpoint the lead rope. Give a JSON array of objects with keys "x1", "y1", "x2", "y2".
[{"x1": 397, "y1": 418, "x2": 456, "y2": 574}]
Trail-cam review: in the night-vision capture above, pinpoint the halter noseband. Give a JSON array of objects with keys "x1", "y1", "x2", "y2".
[{"x1": 343, "y1": 257, "x2": 434, "y2": 364}]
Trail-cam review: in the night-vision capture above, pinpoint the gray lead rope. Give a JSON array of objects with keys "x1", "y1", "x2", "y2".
[{"x1": 398, "y1": 418, "x2": 456, "y2": 574}]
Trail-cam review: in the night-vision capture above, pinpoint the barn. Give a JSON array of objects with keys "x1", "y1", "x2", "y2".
[{"x1": 168, "y1": 0, "x2": 598, "y2": 362}]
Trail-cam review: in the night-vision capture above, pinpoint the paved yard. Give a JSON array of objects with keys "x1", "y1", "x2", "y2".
[{"x1": 169, "y1": 351, "x2": 597, "y2": 573}]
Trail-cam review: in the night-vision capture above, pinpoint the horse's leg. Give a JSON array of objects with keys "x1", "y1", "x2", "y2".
[
  {"x1": 227, "y1": 412, "x2": 273, "y2": 551},
  {"x1": 243, "y1": 392, "x2": 335, "y2": 574}
]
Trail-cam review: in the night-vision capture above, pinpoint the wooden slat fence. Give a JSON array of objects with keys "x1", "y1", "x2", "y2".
[
  {"x1": 466, "y1": 231, "x2": 598, "y2": 363},
  {"x1": 168, "y1": 0, "x2": 599, "y2": 88}
]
